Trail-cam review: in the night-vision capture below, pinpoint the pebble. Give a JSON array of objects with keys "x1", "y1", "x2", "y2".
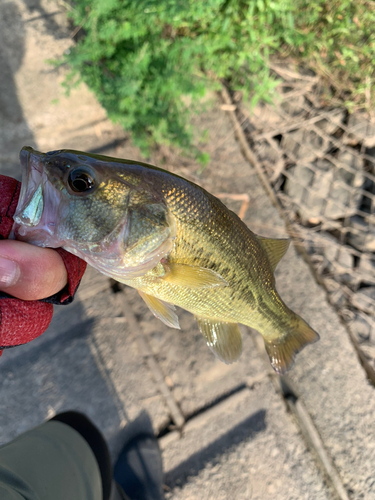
[
  {"x1": 346, "y1": 216, "x2": 375, "y2": 252},
  {"x1": 320, "y1": 233, "x2": 340, "y2": 263},
  {"x1": 336, "y1": 150, "x2": 363, "y2": 173},
  {"x1": 365, "y1": 147, "x2": 375, "y2": 175},
  {"x1": 250, "y1": 103, "x2": 284, "y2": 129},
  {"x1": 336, "y1": 247, "x2": 353, "y2": 269},
  {"x1": 345, "y1": 112, "x2": 375, "y2": 148},
  {"x1": 280, "y1": 94, "x2": 306, "y2": 117},
  {"x1": 255, "y1": 139, "x2": 280, "y2": 161},
  {"x1": 284, "y1": 155, "x2": 363, "y2": 222},
  {"x1": 357, "y1": 254, "x2": 375, "y2": 285},
  {"x1": 324, "y1": 153, "x2": 363, "y2": 219},
  {"x1": 282, "y1": 130, "x2": 325, "y2": 162},
  {"x1": 315, "y1": 109, "x2": 345, "y2": 135},
  {"x1": 350, "y1": 314, "x2": 372, "y2": 342},
  {"x1": 351, "y1": 287, "x2": 375, "y2": 315},
  {"x1": 328, "y1": 287, "x2": 348, "y2": 309}
]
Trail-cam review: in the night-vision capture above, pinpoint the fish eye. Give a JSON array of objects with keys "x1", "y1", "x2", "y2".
[{"x1": 68, "y1": 167, "x2": 96, "y2": 193}]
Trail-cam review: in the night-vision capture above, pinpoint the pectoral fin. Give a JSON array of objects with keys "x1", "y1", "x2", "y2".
[
  {"x1": 264, "y1": 315, "x2": 319, "y2": 374},
  {"x1": 163, "y1": 263, "x2": 228, "y2": 288},
  {"x1": 257, "y1": 236, "x2": 290, "y2": 273},
  {"x1": 196, "y1": 316, "x2": 242, "y2": 364},
  {"x1": 138, "y1": 291, "x2": 180, "y2": 329}
]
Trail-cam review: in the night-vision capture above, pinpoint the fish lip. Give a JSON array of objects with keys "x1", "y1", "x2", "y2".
[
  {"x1": 14, "y1": 147, "x2": 45, "y2": 226},
  {"x1": 12, "y1": 147, "x2": 64, "y2": 247}
]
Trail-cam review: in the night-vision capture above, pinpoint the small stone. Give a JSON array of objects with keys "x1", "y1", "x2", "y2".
[
  {"x1": 325, "y1": 187, "x2": 351, "y2": 219},
  {"x1": 358, "y1": 254, "x2": 375, "y2": 285},
  {"x1": 281, "y1": 129, "x2": 325, "y2": 162},
  {"x1": 315, "y1": 109, "x2": 346, "y2": 135},
  {"x1": 303, "y1": 235, "x2": 322, "y2": 256},
  {"x1": 284, "y1": 160, "x2": 341, "y2": 222},
  {"x1": 351, "y1": 287, "x2": 375, "y2": 314},
  {"x1": 306, "y1": 162, "x2": 334, "y2": 221},
  {"x1": 334, "y1": 272, "x2": 360, "y2": 288},
  {"x1": 345, "y1": 112, "x2": 375, "y2": 147},
  {"x1": 337, "y1": 247, "x2": 353, "y2": 269},
  {"x1": 290, "y1": 163, "x2": 315, "y2": 187},
  {"x1": 365, "y1": 147, "x2": 375, "y2": 174},
  {"x1": 365, "y1": 227, "x2": 375, "y2": 252},
  {"x1": 257, "y1": 144, "x2": 285, "y2": 181},
  {"x1": 346, "y1": 216, "x2": 375, "y2": 252},
  {"x1": 346, "y1": 216, "x2": 369, "y2": 251},
  {"x1": 267, "y1": 483, "x2": 277, "y2": 494},
  {"x1": 337, "y1": 150, "x2": 363, "y2": 172},
  {"x1": 316, "y1": 232, "x2": 340, "y2": 262},
  {"x1": 280, "y1": 94, "x2": 306, "y2": 117},
  {"x1": 254, "y1": 140, "x2": 282, "y2": 169},
  {"x1": 328, "y1": 287, "x2": 347, "y2": 309},
  {"x1": 286, "y1": 154, "x2": 363, "y2": 222},
  {"x1": 311, "y1": 160, "x2": 334, "y2": 199},
  {"x1": 270, "y1": 447, "x2": 279, "y2": 457},
  {"x1": 322, "y1": 153, "x2": 363, "y2": 219},
  {"x1": 325, "y1": 278, "x2": 340, "y2": 293},
  {"x1": 350, "y1": 314, "x2": 372, "y2": 342},
  {"x1": 360, "y1": 178, "x2": 375, "y2": 214},
  {"x1": 284, "y1": 162, "x2": 315, "y2": 204},
  {"x1": 250, "y1": 103, "x2": 283, "y2": 129}
]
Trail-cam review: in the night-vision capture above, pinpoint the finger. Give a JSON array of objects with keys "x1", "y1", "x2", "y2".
[{"x1": 0, "y1": 240, "x2": 68, "y2": 301}]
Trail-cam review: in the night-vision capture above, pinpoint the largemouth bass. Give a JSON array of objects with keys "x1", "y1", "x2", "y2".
[{"x1": 13, "y1": 146, "x2": 319, "y2": 373}]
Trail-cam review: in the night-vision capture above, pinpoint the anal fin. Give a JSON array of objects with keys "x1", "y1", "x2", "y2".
[
  {"x1": 265, "y1": 315, "x2": 319, "y2": 374},
  {"x1": 138, "y1": 291, "x2": 180, "y2": 329},
  {"x1": 196, "y1": 316, "x2": 242, "y2": 364}
]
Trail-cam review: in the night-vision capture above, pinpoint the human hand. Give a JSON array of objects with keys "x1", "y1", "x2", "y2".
[
  {"x1": 0, "y1": 174, "x2": 86, "y2": 355},
  {"x1": 0, "y1": 240, "x2": 68, "y2": 301}
]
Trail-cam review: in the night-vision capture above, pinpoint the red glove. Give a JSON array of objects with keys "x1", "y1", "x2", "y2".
[{"x1": 0, "y1": 175, "x2": 87, "y2": 354}]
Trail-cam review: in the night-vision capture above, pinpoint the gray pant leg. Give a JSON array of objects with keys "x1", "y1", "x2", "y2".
[{"x1": 0, "y1": 420, "x2": 102, "y2": 500}]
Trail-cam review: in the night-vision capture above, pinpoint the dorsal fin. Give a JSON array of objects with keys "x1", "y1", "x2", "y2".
[{"x1": 257, "y1": 236, "x2": 290, "y2": 273}]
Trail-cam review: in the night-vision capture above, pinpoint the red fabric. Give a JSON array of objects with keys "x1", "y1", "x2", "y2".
[
  {"x1": 0, "y1": 175, "x2": 87, "y2": 353},
  {"x1": 0, "y1": 176, "x2": 20, "y2": 239},
  {"x1": 0, "y1": 299, "x2": 53, "y2": 348},
  {"x1": 55, "y1": 248, "x2": 87, "y2": 304}
]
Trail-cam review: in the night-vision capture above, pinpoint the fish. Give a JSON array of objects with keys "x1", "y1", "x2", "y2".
[{"x1": 13, "y1": 146, "x2": 319, "y2": 373}]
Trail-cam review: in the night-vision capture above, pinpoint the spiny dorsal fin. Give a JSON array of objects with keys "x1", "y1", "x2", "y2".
[
  {"x1": 163, "y1": 263, "x2": 228, "y2": 289},
  {"x1": 264, "y1": 314, "x2": 319, "y2": 374},
  {"x1": 195, "y1": 316, "x2": 242, "y2": 364},
  {"x1": 257, "y1": 236, "x2": 290, "y2": 273},
  {"x1": 138, "y1": 291, "x2": 180, "y2": 329}
]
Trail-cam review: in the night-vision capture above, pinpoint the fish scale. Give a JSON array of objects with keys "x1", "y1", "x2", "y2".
[{"x1": 13, "y1": 147, "x2": 319, "y2": 373}]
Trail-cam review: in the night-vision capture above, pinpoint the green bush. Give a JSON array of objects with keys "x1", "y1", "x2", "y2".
[
  {"x1": 291, "y1": 0, "x2": 375, "y2": 111},
  {"x1": 60, "y1": 0, "x2": 375, "y2": 155}
]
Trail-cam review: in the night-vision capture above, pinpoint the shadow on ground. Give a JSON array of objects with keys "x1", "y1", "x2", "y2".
[
  {"x1": 165, "y1": 409, "x2": 266, "y2": 488},
  {"x1": 0, "y1": 302, "x2": 125, "y2": 448},
  {"x1": 0, "y1": 1, "x2": 37, "y2": 177}
]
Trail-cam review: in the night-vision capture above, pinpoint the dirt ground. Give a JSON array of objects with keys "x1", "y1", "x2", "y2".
[{"x1": 1, "y1": 1, "x2": 375, "y2": 499}]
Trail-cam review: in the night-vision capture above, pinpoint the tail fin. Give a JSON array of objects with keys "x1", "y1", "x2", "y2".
[{"x1": 264, "y1": 315, "x2": 319, "y2": 374}]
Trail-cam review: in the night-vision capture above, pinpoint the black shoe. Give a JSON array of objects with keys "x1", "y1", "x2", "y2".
[{"x1": 113, "y1": 411, "x2": 164, "y2": 500}]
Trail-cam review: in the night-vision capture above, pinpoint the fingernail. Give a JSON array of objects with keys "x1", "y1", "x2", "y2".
[{"x1": 0, "y1": 257, "x2": 20, "y2": 287}]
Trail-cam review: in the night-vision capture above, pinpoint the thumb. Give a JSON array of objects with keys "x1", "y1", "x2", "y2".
[{"x1": 0, "y1": 240, "x2": 68, "y2": 301}]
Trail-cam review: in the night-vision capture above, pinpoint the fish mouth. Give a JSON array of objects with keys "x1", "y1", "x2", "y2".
[
  {"x1": 12, "y1": 147, "x2": 64, "y2": 247},
  {"x1": 15, "y1": 147, "x2": 44, "y2": 227}
]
